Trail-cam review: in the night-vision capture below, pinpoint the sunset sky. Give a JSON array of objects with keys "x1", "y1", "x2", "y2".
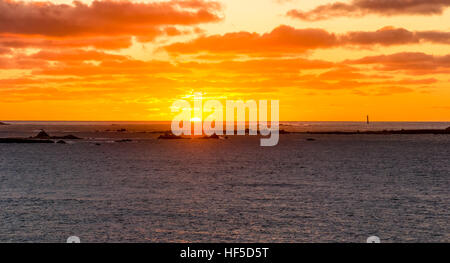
[{"x1": 1, "y1": 0, "x2": 450, "y2": 121}]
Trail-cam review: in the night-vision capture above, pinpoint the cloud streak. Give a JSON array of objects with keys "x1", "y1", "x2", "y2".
[
  {"x1": 287, "y1": 0, "x2": 450, "y2": 21},
  {"x1": 165, "y1": 25, "x2": 450, "y2": 55},
  {"x1": 347, "y1": 52, "x2": 450, "y2": 74}
]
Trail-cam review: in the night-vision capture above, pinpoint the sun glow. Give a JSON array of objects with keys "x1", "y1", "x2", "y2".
[
  {"x1": 190, "y1": 117, "x2": 202, "y2": 122},
  {"x1": 1, "y1": 0, "x2": 450, "y2": 121}
]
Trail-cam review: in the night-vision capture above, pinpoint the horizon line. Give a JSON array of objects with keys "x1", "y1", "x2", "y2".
[{"x1": 1, "y1": 120, "x2": 450, "y2": 123}]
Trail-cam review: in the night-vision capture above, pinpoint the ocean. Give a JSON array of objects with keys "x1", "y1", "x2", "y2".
[{"x1": 0, "y1": 122, "x2": 449, "y2": 242}]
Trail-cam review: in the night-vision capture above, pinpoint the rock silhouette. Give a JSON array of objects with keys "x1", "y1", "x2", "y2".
[
  {"x1": 158, "y1": 132, "x2": 183, "y2": 139},
  {"x1": 0, "y1": 122, "x2": 10, "y2": 125},
  {"x1": 115, "y1": 139, "x2": 133, "y2": 143},
  {"x1": 32, "y1": 130, "x2": 82, "y2": 140},
  {"x1": 0, "y1": 130, "x2": 82, "y2": 143},
  {"x1": 34, "y1": 130, "x2": 51, "y2": 139}
]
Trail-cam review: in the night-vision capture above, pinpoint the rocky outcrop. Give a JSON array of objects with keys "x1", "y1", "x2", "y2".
[
  {"x1": 0, "y1": 122, "x2": 10, "y2": 125},
  {"x1": 32, "y1": 130, "x2": 82, "y2": 140},
  {"x1": 158, "y1": 132, "x2": 183, "y2": 139},
  {"x1": 0, "y1": 130, "x2": 82, "y2": 143},
  {"x1": 115, "y1": 139, "x2": 133, "y2": 143},
  {"x1": 34, "y1": 130, "x2": 51, "y2": 139}
]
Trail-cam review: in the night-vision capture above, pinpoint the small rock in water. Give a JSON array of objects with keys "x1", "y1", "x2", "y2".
[{"x1": 115, "y1": 139, "x2": 133, "y2": 143}]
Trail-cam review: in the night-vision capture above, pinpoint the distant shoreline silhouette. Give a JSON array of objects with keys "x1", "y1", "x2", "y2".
[
  {"x1": 0, "y1": 130, "x2": 82, "y2": 144},
  {"x1": 300, "y1": 128, "x2": 450, "y2": 135},
  {"x1": 155, "y1": 127, "x2": 450, "y2": 136},
  {"x1": 0, "y1": 127, "x2": 449, "y2": 144}
]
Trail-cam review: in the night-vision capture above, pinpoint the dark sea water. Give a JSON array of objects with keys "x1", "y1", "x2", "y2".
[{"x1": 0, "y1": 122, "x2": 449, "y2": 242}]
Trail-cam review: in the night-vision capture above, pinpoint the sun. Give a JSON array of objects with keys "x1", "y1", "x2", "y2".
[{"x1": 190, "y1": 117, "x2": 202, "y2": 122}]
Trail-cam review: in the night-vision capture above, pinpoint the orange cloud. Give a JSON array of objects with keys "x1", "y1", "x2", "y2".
[
  {"x1": 0, "y1": 46, "x2": 10, "y2": 54},
  {"x1": 342, "y1": 27, "x2": 450, "y2": 45},
  {"x1": 34, "y1": 60, "x2": 186, "y2": 76},
  {"x1": 180, "y1": 58, "x2": 334, "y2": 73},
  {"x1": 287, "y1": 0, "x2": 450, "y2": 21},
  {"x1": 165, "y1": 25, "x2": 339, "y2": 55},
  {"x1": 29, "y1": 50, "x2": 129, "y2": 62},
  {"x1": 347, "y1": 52, "x2": 450, "y2": 74},
  {"x1": 0, "y1": 34, "x2": 133, "y2": 50},
  {"x1": 0, "y1": 50, "x2": 442, "y2": 110},
  {"x1": 341, "y1": 27, "x2": 418, "y2": 45},
  {"x1": 0, "y1": 0, "x2": 221, "y2": 37},
  {"x1": 0, "y1": 55, "x2": 49, "y2": 69},
  {"x1": 165, "y1": 25, "x2": 450, "y2": 56}
]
